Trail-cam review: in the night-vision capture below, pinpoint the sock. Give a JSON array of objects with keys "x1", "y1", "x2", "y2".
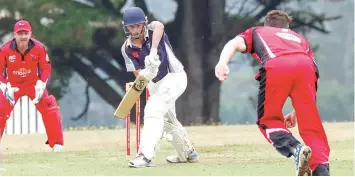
[{"x1": 288, "y1": 143, "x2": 301, "y2": 157}]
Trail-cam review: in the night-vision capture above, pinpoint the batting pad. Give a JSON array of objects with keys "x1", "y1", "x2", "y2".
[{"x1": 163, "y1": 119, "x2": 193, "y2": 162}]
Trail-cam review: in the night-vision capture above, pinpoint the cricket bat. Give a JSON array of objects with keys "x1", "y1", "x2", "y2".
[{"x1": 114, "y1": 75, "x2": 149, "y2": 119}]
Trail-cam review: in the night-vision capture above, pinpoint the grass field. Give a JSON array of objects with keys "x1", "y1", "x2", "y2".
[{"x1": 0, "y1": 122, "x2": 353, "y2": 176}]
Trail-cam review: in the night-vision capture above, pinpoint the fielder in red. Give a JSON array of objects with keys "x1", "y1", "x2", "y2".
[
  {"x1": 0, "y1": 20, "x2": 64, "y2": 152},
  {"x1": 215, "y1": 10, "x2": 330, "y2": 176}
]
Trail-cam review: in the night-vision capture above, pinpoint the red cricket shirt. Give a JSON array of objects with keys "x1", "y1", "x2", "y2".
[
  {"x1": 237, "y1": 26, "x2": 319, "y2": 80},
  {"x1": 0, "y1": 38, "x2": 51, "y2": 86}
]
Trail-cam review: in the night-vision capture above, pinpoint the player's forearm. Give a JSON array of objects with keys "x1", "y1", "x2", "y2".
[
  {"x1": 218, "y1": 36, "x2": 247, "y2": 65},
  {"x1": 218, "y1": 41, "x2": 238, "y2": 65},
  {"x1": 150, "y1": 22, "x2": 164, "y2": 55},
  {"x1": 133, "y1": 70, "x2": 140, "y2": 77},
  {"x1": 0, "y1": 54, "x2": 6, "y2": 83},
  {"x1": 39, "y1": 64, "x2": 52, "y2": 83},
  {"x1": 0, "y1": 77, "x2": 7, "y2": 83},
  {"x1": 291, "y1": 109, "x2": 296, "y2": 115},
  {"x1": 0, "y1": 67, "x2": 7, "y2": 83}
]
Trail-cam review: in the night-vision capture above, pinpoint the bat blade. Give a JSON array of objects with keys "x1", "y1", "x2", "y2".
[{"x1": 114, "y1": 75, "x2": 149, "y2": 119}]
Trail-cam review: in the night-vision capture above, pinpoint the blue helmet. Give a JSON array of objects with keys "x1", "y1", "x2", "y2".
[
  {"x1": 123, "y1": 7, "x2": 146, "y2": 25},
  {"x1": 122, "y1": 7, "x2": 147, "y2": 38}
]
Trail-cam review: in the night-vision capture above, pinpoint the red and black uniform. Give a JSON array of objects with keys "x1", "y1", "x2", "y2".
[
  {"x1": 0, "y1": 38, "x2": 63, "y2": 147},
  {"x1": 237, "y1": 26, "x2": 329, "y2": 171}
]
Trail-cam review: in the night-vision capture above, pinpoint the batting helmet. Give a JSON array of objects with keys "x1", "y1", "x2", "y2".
[
  {"x1": 122, "y1": 7, "x2": 147, "y2": 38},
  {"x1": 123, "y1": 7, "x2": 146, "y2": 25}
]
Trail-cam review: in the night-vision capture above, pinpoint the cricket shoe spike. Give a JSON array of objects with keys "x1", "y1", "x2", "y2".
[
  {"x1": 294, "y1": 144, "x2": 312, "y2": 176},
  {"x1": 52, "y1": 144, "x2": 62, "y2": 152},
  {"x1": 128, "y1": 153, "x2": 155, "y2": 168},
  {"x1": 166, "y1": 149, "x2": 199, "y2": 163},
  {"x1": 304, "y1": 167, "x2": 312, "y2": 176}
]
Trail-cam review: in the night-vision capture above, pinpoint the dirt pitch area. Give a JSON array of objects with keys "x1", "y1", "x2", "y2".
[{"x1": 0, "y1": 122, "x2": 353, "y2": 175}]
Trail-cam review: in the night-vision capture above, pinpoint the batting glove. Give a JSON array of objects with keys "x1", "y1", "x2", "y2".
[{"x1": 139, "y1": 55, "x2": 161, "y2": 81}]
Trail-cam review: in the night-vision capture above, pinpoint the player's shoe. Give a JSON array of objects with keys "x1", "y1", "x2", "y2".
[
  {"x1": 166, "y1": 149, "x2": 199, "y2": 163},
  {"x1": 312, "y1": 164, "x2": 330, "y2": 176},
  {"x1": 128, "y1": 153, "x2": 155, "y2": 168},
  {"x1": 52, "y1": 144, "x2": 62, "y2": 152},
  {"x1": 294, "y1": 144, "x2": 312, "y2": 176}
]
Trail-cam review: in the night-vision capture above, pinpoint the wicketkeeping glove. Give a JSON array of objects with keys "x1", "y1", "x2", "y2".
[
  {"x1": 32, "y1": 80, "x2": 46, "y2": 104},
  {"x1": 0, "y1": 82, "x2": 19, "y2": 106}
]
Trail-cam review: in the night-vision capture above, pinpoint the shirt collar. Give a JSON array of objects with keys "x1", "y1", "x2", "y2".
[{"x1": 126, "y1": 28, "x2": 149, "y2": 48}]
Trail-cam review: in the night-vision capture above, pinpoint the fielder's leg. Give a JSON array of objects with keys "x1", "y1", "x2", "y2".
[
  {"x1": 164, "y1": 105, "x2": 199, "y2": 163},
  {"x1": 128, "y1": 71, "x2": 187, "y2": 168},
  {"x1": 257, "y1": 65, "x2": 311, "y2": 176},
  {"x1": 290, "y1": 61, "x2": 330, "y2": 175},
  {"x1": 0, "y1": 88, "x2": 25, "y2": 139},
  {"x1": 34, "y1": 90, "x2": 64, "y2": 152},
  {"x1": 0, "y1": 94, "x2": 15, "y2": 139}
]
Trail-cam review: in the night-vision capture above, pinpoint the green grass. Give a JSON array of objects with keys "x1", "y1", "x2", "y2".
[{"x1": 0, "y1": 122, "x2": 353, "y2": 176}]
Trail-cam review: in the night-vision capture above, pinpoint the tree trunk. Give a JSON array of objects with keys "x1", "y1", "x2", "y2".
[
  {"x1": 176, "y1": 0, "x2": 204, "y2": 125},
  {"x1": 168, "y1": 0, "x2": 226, "y2": 125},
  {"x1": 202, "y1": 0, "x2": 225, "y2": 124}
]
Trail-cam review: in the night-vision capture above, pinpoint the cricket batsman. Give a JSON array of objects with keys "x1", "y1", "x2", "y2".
[
  {"x1": 120, "y1": 7, "x2": 199, "y2": 167},
  {"x1": 0, "y1": 20, "x2": 64, "y2": 152},
  {"x1": 215, "y1": 10, "x2": 330, "y2": 176}
]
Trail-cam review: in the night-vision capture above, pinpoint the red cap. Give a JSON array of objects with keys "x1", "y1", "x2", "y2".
[{"x1": 14, "y1": 20, "x2": 32, "y2": 33}]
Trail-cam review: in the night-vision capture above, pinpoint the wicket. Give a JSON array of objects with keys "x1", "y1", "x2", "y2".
[{"x1": 125, "y1": 83, "x2": 150, "y2": 157}]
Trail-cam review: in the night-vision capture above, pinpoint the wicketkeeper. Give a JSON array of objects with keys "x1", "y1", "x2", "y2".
[
  {"x1": 120, "y1": 7, "x2": 199, "y2": 167},
  {"x1": 0, "y1": 20, "x2": 64, "y2": 152}
]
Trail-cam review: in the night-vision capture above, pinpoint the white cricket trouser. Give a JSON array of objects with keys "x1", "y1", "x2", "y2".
[{"x1": 138, "y1": 71, "x2": 188, "y2": 160}]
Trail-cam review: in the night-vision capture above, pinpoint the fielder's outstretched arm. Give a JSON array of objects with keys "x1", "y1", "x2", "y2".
[
  {"x1": 215, "y1": 36, "x2": 247, "y2": 81},
  {"x1": 218, "y1": 36, "x2": 247, "y2": 65}
]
